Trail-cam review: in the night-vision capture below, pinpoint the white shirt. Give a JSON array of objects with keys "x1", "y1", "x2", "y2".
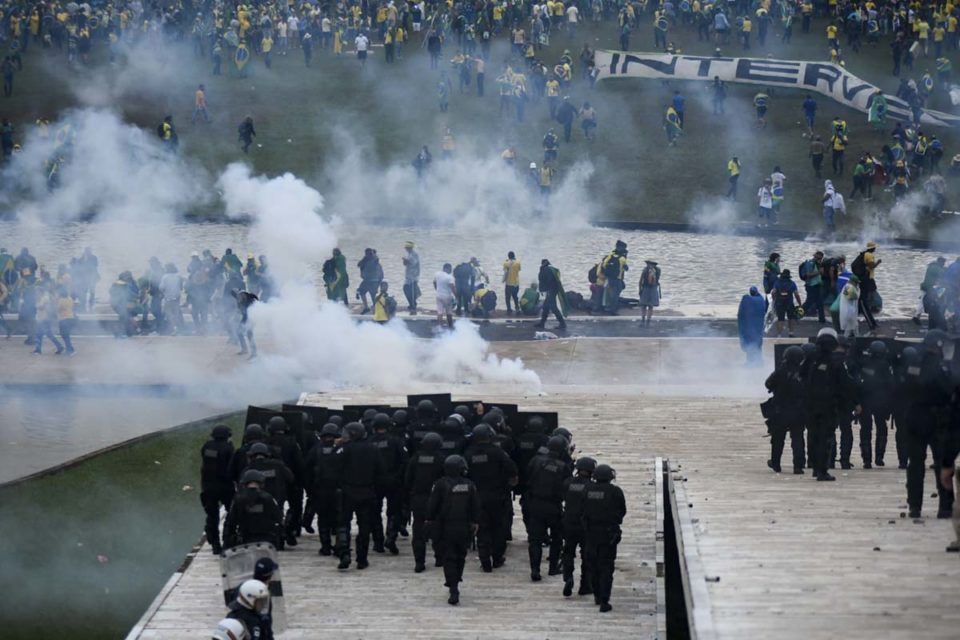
[
  {"x1": 434, "y1": 271, "x2": 456, "y2": 301},
  {"x1": 355, "y1": 34, "x2": 369, "y2": 51},
  {"x1": 757, "y1": 187, "x2": 773, "y2": 208},
  {"x1": 277, "y1": 22, "x2": 287, "y2": 37},
  {"x1": 159, "y1": 273, "x2": 183, "y2": 300},
  {"x1": 322, "y1": 17, "x2": 332, "y2": 32},
  {"x1": 567, "y1": 6, "x2": 579, "y2": 22},
  {"x1": 287, "y1": 16, "x2": 299, "y2": 31},
  {"x1": 770, "y1": 171, "x2": 786, "y2": 189}
]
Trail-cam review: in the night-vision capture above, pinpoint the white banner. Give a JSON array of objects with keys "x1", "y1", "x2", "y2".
[{"x1": 595, "y1": 50, "x2": 960, "y2": 128}]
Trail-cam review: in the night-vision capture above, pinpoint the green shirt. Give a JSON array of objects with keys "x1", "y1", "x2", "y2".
[{"x1": 802, "y1": 259, "x2": 822, "y2": 287}]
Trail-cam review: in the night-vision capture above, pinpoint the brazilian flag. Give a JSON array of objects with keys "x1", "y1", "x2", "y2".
[{"x1": 235, "y1": 43, "x2": 250, "y2": 72}]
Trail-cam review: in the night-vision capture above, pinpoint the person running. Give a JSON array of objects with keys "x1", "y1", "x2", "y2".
[{"x1": 726, "y1": 156, "x2": 741, "y2": 199}]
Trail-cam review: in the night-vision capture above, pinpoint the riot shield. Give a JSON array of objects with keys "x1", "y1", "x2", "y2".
[
  {"x1": 407, "y1": 393, "x2": 452, "y2": 417},
  {"x1": 220, "y1": 542, "x2": 287, "y2": 633},
  {"x1": 282, "y1": 404, "x2": 329, "y2": 429}
]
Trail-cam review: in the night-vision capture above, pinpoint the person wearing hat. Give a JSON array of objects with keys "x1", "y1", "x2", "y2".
[
  {"x1": 402, "y1": 241, "x2": 420, "y2": 314},
  {"x1": 770, "y1": 269, "x2": 801, "y2": 337},
  {"x1": 851, "y1": 242, "x2": 880, "y2": 332},
  {"x1": 637, "y1": 260, "x2": 661, "y2": 325}
]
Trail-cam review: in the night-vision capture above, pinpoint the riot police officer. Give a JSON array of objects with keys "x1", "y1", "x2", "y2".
[
  {"x1": 407, "y1": 399, "x2": 440, "y2": 454},
  {"x1": 304, "y1": 423, "x2": 342, "y2": 556},
  {"x1": 464, "y1": 423, "x2": 518, "y2": 572},
  {"x1": 801, "y1": 328, "x2": 859, "y2": 481},
  {"x1": 229, "y1": 423, "x2": 267, "y2": 484},
  {"x1": 243, "y1": 443, "x2": 296, "y2": 548},
  {"x1": 583, "y1": 464, "x2": 626, "y2": 613},
  {"x1": 335, "y1": 422, "x2": 385, "y2": 570},
  {"x1": 858, "y1": 341, "x2": 894, "y2": 468},
  {"x1": 223, "y1": 469, "x2": 283, "y2": 549},
  {"x1": 901, "y1": 335, "x2": 955, "y2": 518},
  {"x1": 370, "y1": 413, "x2": 409, "y2": 555},
  {"x1": 404, "y1": 432, "x2": 445, "y2": 572},
  {"x1": 226, "y1": 579, "x2": 271, "y2": 640},
  {"x1": 267, "y1": 417, "x2": 305, "y2": 544},
  {"x1": 524, "y1": 435, "x2": 571, "y2": 581},
  {"x1": 439, "y1": 414, "x2": 468, "y2": 455},
  {"x1": 200, "y1": 424, "x2": 235, "y2": 554},
  {"x1": 426, "y1": 454, "x2": 480, "y2": 605},
  {"x1": 764, "y1": 346, "x2": 807, "y2": 474},
  {"x1": 561, "y1": 456, "x2": 596, "y2": 597},
  {"x1": 514, "y1": 415, "x2": 549, "y2": 528}
]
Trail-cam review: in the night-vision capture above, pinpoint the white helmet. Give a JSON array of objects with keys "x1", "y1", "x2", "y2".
[
  {"x1": 212, "y1": 618, "x2": 248, "y2": 640},
  {"x1": 237, "y1": 579, "x2": 270, "y2": 614},
  {"x1": 529, "y1": 162, "x2": 537, "y2": 169}
]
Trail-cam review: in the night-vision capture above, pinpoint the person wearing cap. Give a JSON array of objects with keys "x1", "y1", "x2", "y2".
[
  {"x1": 252, "y1": 557, "x2": 277, "y2": 639},
  {"x1": 853, "y1": 242, "x2": 880, "y2": 332},
  {"x1": 637, "y1": 260, "x2": 661, "y2": 325},
  {"x1": 402, "y1": 242, "x2": 420, "y2": 314},
  {"x1": 527, "y1": 161, "x2": 540, "y2": 191}
]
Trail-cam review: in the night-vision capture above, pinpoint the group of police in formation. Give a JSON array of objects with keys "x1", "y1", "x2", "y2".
[
  {"x1": 202, "y1": 400, "x2": 627, "y2": 639},
  {"x1": 764, "y1": 327, "x2": 959, "y2": 526}
]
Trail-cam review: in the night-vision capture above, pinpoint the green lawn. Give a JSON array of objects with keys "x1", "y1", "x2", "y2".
[
  {"x1": 4, "y1": 17, "x2": 959, "y2": 236},
  {"x1": 0, "y1": 411, "x2": 246, "y2": 640}
]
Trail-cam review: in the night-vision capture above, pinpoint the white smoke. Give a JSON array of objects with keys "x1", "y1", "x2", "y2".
[
  {"x1": 686, "y1": 195, "x2": 743, "y2": 233},
  {"x1": 216, "y1": 163, "x2": 542, "y2": 392},
  {"x1": 3, "y1": 109, "x2": 208, "y2": 223}
]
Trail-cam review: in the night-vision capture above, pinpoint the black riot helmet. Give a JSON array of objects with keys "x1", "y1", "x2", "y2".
[
  {"x1": 362, "y1": 408, "x2": 378, "y2": 425},
  {"x1": 240, "y1": 469, "x2": 266, "y2": 487},
  {"x1": 392, "y1": 409, "x2": 409, "y2": 426},
  {"x1": 800, "y1": 342, "x2": 817, "y2": 359},
  {"x1": 901, "y1": 346, "x2": 920, "y2": 367},
  {"x1": 211, "y1": 424, "x2": 232, "y2": 440},
  {"x1": 454, "y1": 405, "x2": 471, "y2": 422},
  {"x1": 816, "y1": 327, "x2": 839, "y2": 353},
  {"x1": 249, "y1": 442, "x2": 271, "y2": 458},
  {"x1": 869, "y1": 341, "x2": 888, "y2": 358},
  {"x1": 783, "y1": 345, "x2": 804, "y2": 367},
  {"x1": 267, "y1": 416, "x2": 287, "y2": 435},
  {"x1": 421, "y1": 432, "x2": 442, "y2": 452},
  {"x1": 416, "y1": 399, "x2": 437, "y2": 419},
  {"x1": 526, "y1": 416, "x2": 545, "y2": 434},
  {"x1": 471, "y1": 424, "x2": 495, "y2": 442},
  {"x1": 546, "y1": 435, "x2": 567, "y2": 455},
  {"x1": 594, "y1": 464, "x2": 616, "y2": 483},
  {"x1": 328, "y1": 415, "x2": 344, "y2": 427},
  {"x1": 244, "y1": 424, "x2": 265, "y2": 443},
  {"x1": 481, "y1": 410, "x2": 504, "y2": 430},
  {"x1": 320, "y1": 423, "x2": 341, "y2": 438},
  {"x1": 444, "y1": 454, "x2": 468, "y2": 478},
  {"x1": 574, "y1": 456, "x2": 597, "y2": 474},
  {"x1": 373, "y1": 413, "x2": 391, "y2": 431},
  {"x1": 343, "y1": 422, "x2": 366, "y2": 442},
  {"x1": 552, "y1": 427, "x2": 572, "y2": 442}
]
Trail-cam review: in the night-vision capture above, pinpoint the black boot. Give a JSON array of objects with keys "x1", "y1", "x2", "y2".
[
  {"x1": 448, "y1": 589, "x2": 460, "y2": 605},
  {"x1": 338, "y1": 555, "x2": 351, "y2": 570},
  {"x1": 563, "y1": 579, "x2": 574, "y2": 597}
]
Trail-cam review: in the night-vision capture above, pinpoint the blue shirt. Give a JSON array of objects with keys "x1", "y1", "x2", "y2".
[
  {"x1": 803, "y1": 98, "x2": 817, "y2": 117},
  {"x1": 672, "y1": 95, "x2": 685, "y2": 113},
  {"x1": 836, "y1": 270, "x2": 852, "y2": 295}
]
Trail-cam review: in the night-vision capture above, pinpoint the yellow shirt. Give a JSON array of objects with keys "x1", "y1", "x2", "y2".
[
  {"x1": 373, "y1": 293, "x2": 389, "y2": 321},
  {"x1": 742, "y1": 18, "x2": 752, "y2": 32},
  {"x1": 933, "y1": 26, "x2": 945, "y2": 41},
  {"x1": 826, "y1": 25, "x2": 837, "y2": 39},
  {"x1": 57, "y1": 296, "x2": 75, "y2": 321},
  {"x1": 918, "y1": 21, "x2": 930, "y2": 39},
  {"x1": 503, "y1": 260, "x2": 521, "y2": 287},
  {"x1": 262, "y1": 36, "x2": 273, "y2": 52},
  {"x1": 950, "y1": 16, "x2": 958, "y2": 33},
  {"x1": 195, "y1": 89, "x2": 206, "y2": 107},
  {"x1": 546, "y1": 79, "x2": 560, "y2": 96},
  {"x1": 728, "y1": 160, "x2": 740, "y2": 176}
]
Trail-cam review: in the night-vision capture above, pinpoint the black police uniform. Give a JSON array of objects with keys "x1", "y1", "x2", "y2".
[
  {"x1": 891, "y1": 355, "x2": 913, "y2": 469},
  {"x1": 227, "y1": 603, "x2": 267, "y2": 640},
  {"x1": 858, "y1": 353, "x2": 894, "y2": 467},
  {"x1": 464, "y1": 440, "x2": 518, "y2": 570},
  {"x1": 582, "y1": 479, "x2": 626, "y2": 609},
  {"x1": 370, "y1": 430, "x2": 409, "y2": 553},
  {"x1": 561, "y1": 473, "x2": 594, "y2": 594},
  {"x1": 764, "y1": 363, "x2": 806, "y2": 473},
  {"x1": 335, "y1": 439, "x2": 385, "y2": 566},
  {"x1": 427, "y1": 471, "x2": 481, "y2": 600},
  {"x1": 200, "y1": 433, "x2": 235, "y2": 552},
  {"x1": 802, "y1": 346, "x2": 854, "y2": 479},
  {"x1": 902, "y1": 351, "x2": 954, "y2": 516},
  {"x1": 513, "y1": 424, "x2": 548, "y2": 524},
  {"x1": 268, "y1": 430, "x2": 305, "y2": 540},
  {"x1": 524, "y1": 450, "x2": 571, "y2": 577},
  {"x1": 404, "y1": 440, "x2": 445, "y2": 568},
  {"x1": 304, "y1": 437, "x2": 341, "y2": 554},
  {"x1": 223, "y1": 486, "x2": 283, "y2": 548}
]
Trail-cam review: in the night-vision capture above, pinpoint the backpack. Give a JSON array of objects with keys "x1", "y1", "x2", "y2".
[
  {"x1": 322, "y1": 258, "x2": 336, "y2": 283},
  {"x1": 385, "y1": 295, "x2": 398, "y2": 317},
  {"x1": 156, "y1": 123, "x2": 165, "y2": 138},
  {"x1": 851, "y1": 252, "x2": 867, "y2": 279},
  {"x1": 798, "y1": 260, "x2": 809, "y2": 281},
  {"x1": 602, "y1": 254, "x2": 621, "y2": 280},
  {"x1": 587, "y1": 264, "x2": 599, "y2": 284}
]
